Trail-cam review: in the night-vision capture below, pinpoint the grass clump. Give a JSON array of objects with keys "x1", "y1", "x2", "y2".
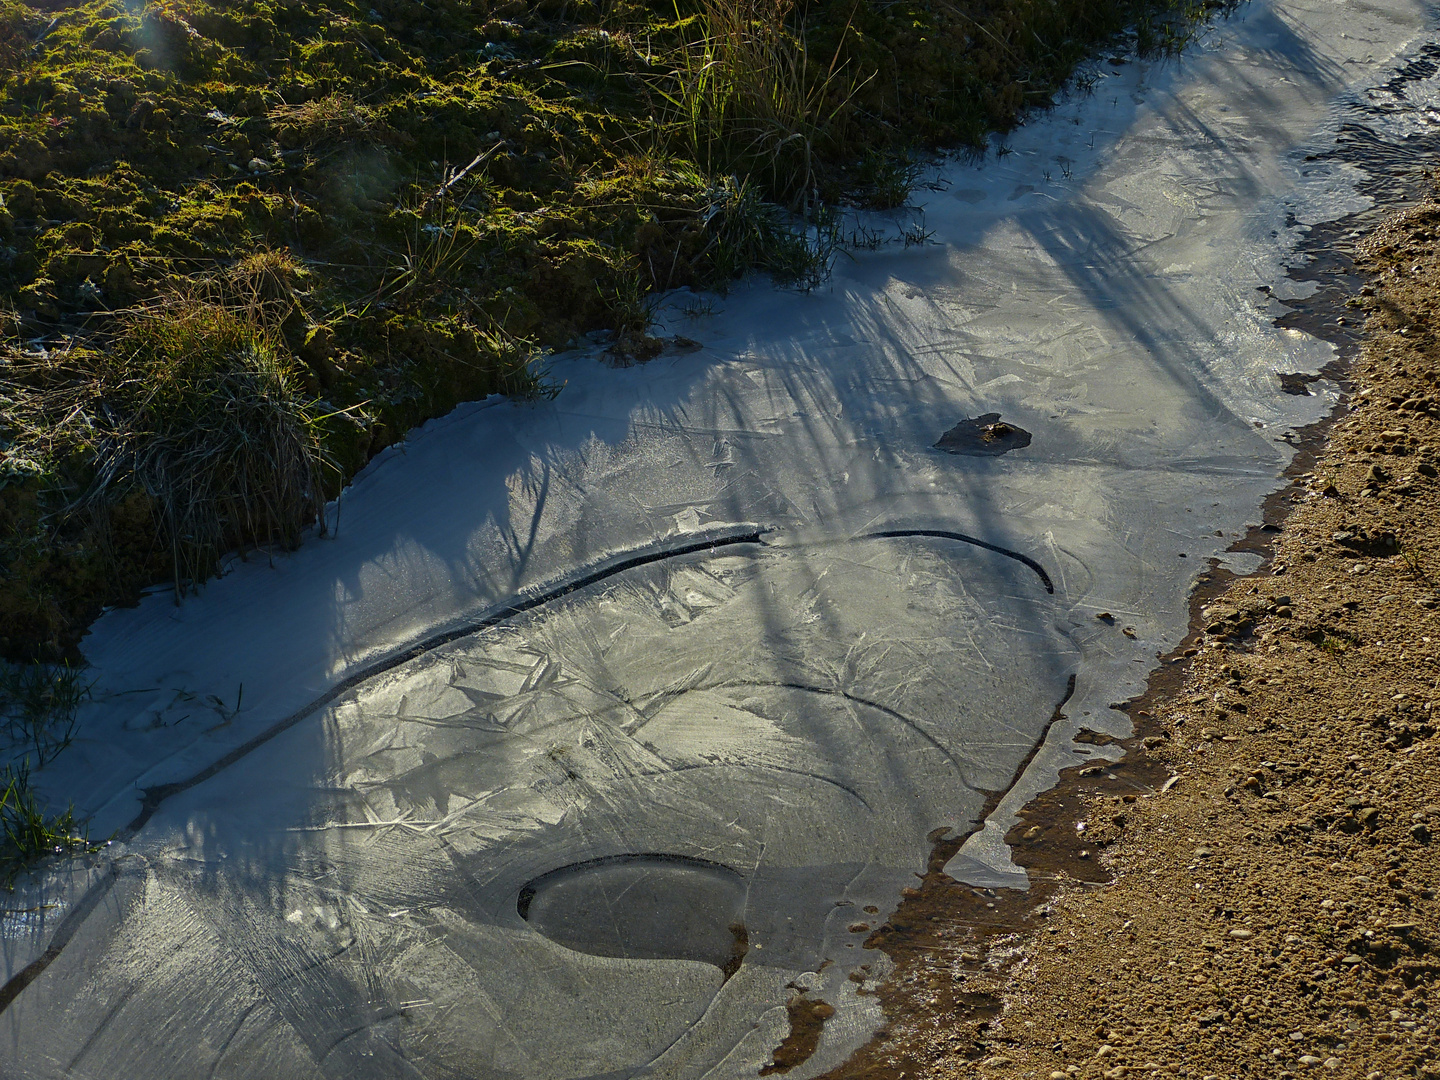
[
  {"x1": 0, "y1": 759, "x2": 93, "y2": 889},
  {"x1": 653, "y1": 0, "x2": 867, "y2": 211},
  {"x1": 81, "y1": 299, "x2": 333, "y2": 593},
  {"x1": 0, "y1": 0, "x2": 1235, "y2": 658}
]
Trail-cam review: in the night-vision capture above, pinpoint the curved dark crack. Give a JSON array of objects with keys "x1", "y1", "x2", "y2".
[
  {"x1": 0, "y1": 523, "x2": 1059, "y2": 1015},
  {"x1": 857, "y1": 529, "x2": 1055, "y2": 593}
]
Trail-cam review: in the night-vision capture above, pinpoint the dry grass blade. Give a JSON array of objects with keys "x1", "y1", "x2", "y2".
[{"x1": 267, "y1": 92, "x2": 375, "y2": 148}]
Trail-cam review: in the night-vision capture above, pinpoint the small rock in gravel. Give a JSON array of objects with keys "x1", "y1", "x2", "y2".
[
  {"x1": 1298, "y1": 1056, "x2": 1323, "y2": 1067},
  {"x1": 1229, "y1": 928, "x2": 1254, "y2": 939}
]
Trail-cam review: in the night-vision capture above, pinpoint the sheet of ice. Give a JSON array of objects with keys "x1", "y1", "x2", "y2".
[{"x1": 5, "y1": 0, "x2": 1437, "y2": 1076}]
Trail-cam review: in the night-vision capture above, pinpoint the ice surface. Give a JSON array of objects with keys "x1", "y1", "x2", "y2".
[{"x1": 5, "y1": 0, "x2": 1438, "y2": 1075}]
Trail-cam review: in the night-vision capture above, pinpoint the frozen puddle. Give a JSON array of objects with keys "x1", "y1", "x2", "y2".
[{"x1": 6, "y1": 0, "x2": 1439, "y2": 1075}]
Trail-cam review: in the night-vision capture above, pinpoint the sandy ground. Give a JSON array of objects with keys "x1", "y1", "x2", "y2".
[{"x1": 810, "y1": 208, "x2": 1440, "y2": 1080}]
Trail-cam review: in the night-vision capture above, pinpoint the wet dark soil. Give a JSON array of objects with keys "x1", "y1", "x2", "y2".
[
  {"x1": 936, "y1": 414, "x2": 1033, "y2": 457},
  {"x1": 763, "y1": 995, "x2": 840, "y2": 1075}
]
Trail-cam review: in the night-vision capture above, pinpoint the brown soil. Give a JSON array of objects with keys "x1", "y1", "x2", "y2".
[{"x1": 810, "y1": 207, "x2": 1440, "y2": 1080}]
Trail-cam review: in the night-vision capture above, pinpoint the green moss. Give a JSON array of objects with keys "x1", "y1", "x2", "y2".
[{"x1": 0, "y1": 0, "x2": 1228, "y2": 659}]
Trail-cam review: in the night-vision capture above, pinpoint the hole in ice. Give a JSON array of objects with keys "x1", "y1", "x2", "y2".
[
  {"x1": 519, "y1": 854, "x2": 749, "y2": 973},
  {"x1": 935, "y1": 413, "x2": 1032, "y2": 456}
]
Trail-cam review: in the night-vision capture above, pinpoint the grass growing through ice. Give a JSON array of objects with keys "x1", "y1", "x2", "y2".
[
  {"x1": 0, "y1": 661, "x2": 90, "y2": 765},
  {"x1": 0, "y1": 661, "x2": 93, "y2": 887},
  {"x1": 0, "y1": 0, "x2": 1238, "y2": 659},
  {"x1": 0, "y1": 759, "x2": 93, "y2": 889}
]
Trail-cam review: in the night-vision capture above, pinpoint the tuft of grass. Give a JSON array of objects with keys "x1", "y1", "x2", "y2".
[
  {"x1": 82, "y1": 299, "x2": 335, "y2": 595},
  {"x1": 652, "y1": 0, "x2": 868, "y2": 212},
  {"x1": 267, "y1": 93, "x2": 377, "y2": 149},
  {"x1": 599, "y1": 255, "x2": 664, "y2": 364},
  {"x1": 1399, "y1": 539, "x2": 1428, "y2": 581},
  {"x1": 2, "y1": 290, "x2": 338, "y2": 600},
  {"x1": 0, "y1": 661, "x2": 89, "y2": 765},
  {"x1": 0, "y1": 760, "x2": 93, "y2": 889},
  {"x1": 853, "y1": 149, "x2": 921, "y2": 210},
  {"x1": 698, "y1": 173, "x2": 834, "y2": 288}
]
